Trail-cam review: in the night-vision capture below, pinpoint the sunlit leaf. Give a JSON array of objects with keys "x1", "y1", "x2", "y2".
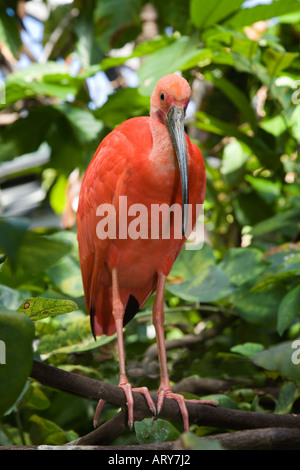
[
  {"x1": 17, "y1": 297, "x2": 78, "y2": 321},
  {"x1": 190, "y1": 0, "x2": 244, "y2": 29},
  {"x1": 167, "y1": 265, "x2": 235, "y2": 302},
  {"x1": 231, "y1": 342, "x2": 265, "y2": 358},
  {"x1": 226, "y1": 0, "x2": 300, "y2": 29}
]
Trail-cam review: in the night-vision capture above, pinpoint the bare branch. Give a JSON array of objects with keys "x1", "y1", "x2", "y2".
[
  {"x1": 3, "y1": 427, "x2": 300, "y2": 450},
  {"x1": 30, "y1": 359, "x2": 300, "y2": 447}
]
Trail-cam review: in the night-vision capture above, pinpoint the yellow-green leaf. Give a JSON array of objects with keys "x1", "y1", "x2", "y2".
[{"x1": 17, "y1": 297, "x2": 78, "y2": 321}]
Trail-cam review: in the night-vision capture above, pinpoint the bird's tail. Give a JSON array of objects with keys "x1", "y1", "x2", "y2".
[
  {"x1": 91, "y1": 285, "x2": 115, "y2": 338},
  {"x1": 90, "y1": 280, "x2": 157, "y2": 339}
]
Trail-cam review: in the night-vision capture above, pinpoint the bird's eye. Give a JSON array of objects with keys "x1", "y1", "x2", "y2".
[{"x1": 160, "y1": 93, "x2": 165, "y2": 101}]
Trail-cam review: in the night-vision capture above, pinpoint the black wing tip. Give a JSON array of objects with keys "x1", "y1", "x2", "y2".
[
  {"x1": 90, "y1": 306, "x2": 97, "y2": 341},
  {"x1": 123, "y1": 295, "x2": 140, "y2": 327}
]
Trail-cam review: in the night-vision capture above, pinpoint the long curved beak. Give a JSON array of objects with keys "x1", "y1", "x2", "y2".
[{"x1": 166, "y1": 106, "x2": 189, "y2": 237}]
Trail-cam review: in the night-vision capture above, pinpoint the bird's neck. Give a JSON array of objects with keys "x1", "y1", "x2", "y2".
[{"x1": 149, "y1": 118, "x2": 177, "y2": 171}]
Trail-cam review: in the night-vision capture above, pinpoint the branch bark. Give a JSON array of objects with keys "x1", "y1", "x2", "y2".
[
  {"x1": 30, "y1": 360, "x2": 300, "y2": 447},
  {"x1": 2, "y1": 428, "x2": 300, "y2": 450}
]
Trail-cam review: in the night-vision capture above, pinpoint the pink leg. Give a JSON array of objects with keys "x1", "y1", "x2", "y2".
[
  {"x1": 153, "y1": 272, "x2": 218, "y2": 432},
  {"x1": 93, "y1": 268, "x2": 156, "y2": 429}
]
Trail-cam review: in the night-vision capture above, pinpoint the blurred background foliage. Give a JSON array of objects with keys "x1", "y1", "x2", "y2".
[{"x1": 0, "y1": 0, "x2": 300, "y2": 448}]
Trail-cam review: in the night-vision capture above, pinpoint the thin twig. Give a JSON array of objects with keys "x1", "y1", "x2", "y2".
[{"x1": 143, "y1": 316, "x2": 234, "y2": 362}]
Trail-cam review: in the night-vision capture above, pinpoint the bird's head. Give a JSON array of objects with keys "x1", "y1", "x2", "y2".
[
  {"x1": 150, "y1": 74, "x2": 191, "y2": 237},
  {"x1": 150, "y1": 73, "x2": 191, "y2": 123}
]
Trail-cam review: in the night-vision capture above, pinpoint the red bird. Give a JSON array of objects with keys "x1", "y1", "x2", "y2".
[{"x1": 77, "y1": 74, "x2": 216, "y2": 431}]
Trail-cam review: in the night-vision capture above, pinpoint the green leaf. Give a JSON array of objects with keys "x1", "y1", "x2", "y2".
[
  {"x1": 235, "y1": 285, "x2": 287, "y2": 325},
  {"x1": 197, "y1": 393, "x2": 238, "y2": 409},
  {"x1": 252, "y1": 340, "x2": 300, "y2": 382},
  {"x1": 3, "y1": 62, "x2": 79, "y2": 107},
  {"x1": 251, "y1": 207, "x2": 300, "y2": 237},
  {"x1": 170, "y1": 243, "x2": 216, "y2": 281},
  {"x1": 138, "y1": 36, "x2": 213, "y2": 95},
  {"x1": 49, "y1": 174, "x2": 68, "y2": 215},
  {"x1": 100, "y1": 35, "x2": 175, "y2": 70},
  {"x1": 22, "y1": 383, "x2": 51, "y2": 411},
  {"x1": 219, "y1": 247, "x2": 266, "y2": 287},
  {"x1": 226, "y1": 0, "x2": 300, "y2": 29},
  {"x1": 17, "y1": 232, "x2": 72, "y2": 274},
  {"x1": 0, "y1": 232, "x2": 72, "y2": 289},
  {"x1": 134, "y1": 418, "x2": 180, "y2": 444},
  {"x1": 54, "y1": 104, "x2": 103, "y2": 145},
  {"x1": 94, "y1": 0, "x2": 143, "y2": 52},
  {"x1": 194, "y1": 112, "x2": 276, "y2": 170},
  {"x1": 245, "y1": 175, "x2": 281, "y2": 205},
  {"x1": 190, "y1": 0, "x2": 244, "y2": 29},
  {"x1": 167, "y1": 265, "x2": 235, "y2": 302},
  {"x1": 221, "y1": 140, "x2": 250, "y2": 186},
  {"x1": 275, "y1": 382, "x2": 299, "y2": 414},
  {"x1": 263, "y1": 48, "x2": 299, "y2": 78},
  {"x1": 94, "y1": 87, "x2": 149, "y2": 128},
  {"x1": 35, "y1": 313, "x2": 116, "y2": 355},
  {"x1": 231, "y1": 342, "x2": 265, "y2": 358},
  {"x1": 180, "y1": 431, "x2": 224, "y2": 450},
  {"x1": 0, "y1": 217, "x2": 30, "y2": 269},
  {"x1": 29, "y1": 414, "x2": 73, "y2": 445},
  {"x1": 0, "y1": 309, "x2": 34, "y2": 417},
  {"x1": 2, "y1": 61, "x2": 103, "y2": 109},
  {"x1": 17, "y1": 297, "x2": 78, "y2": 321},
  {"x1": 277, "y1": 284, "x2": 300, "y2": 336},
  {"x1": 75, "y1": 3, "x2": 99, "y2": 68},
  {"x1": 46, "y1": 255, "x2": 84, "y2": 298},
  {"x1": 205, "y1": 73, "x2": 257, "y2": 131},
  {"x1": 0, "y1": 7, "x2": 22, "y2": 58}
]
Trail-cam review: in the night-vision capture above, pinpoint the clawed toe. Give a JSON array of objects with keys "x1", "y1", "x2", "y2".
[
  {"x1": 157, "y1": 387, "x2": 218, "y2": 431},
  {"x1": 94, "y1": 382, "x2": 156, "y2": 430}
]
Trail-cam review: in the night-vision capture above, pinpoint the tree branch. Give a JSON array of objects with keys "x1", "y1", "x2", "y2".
[
  {"x1": 202, "y1": 427, "x2": 300, "y2": 450},
  {"x1": 30, "y1": 359, "x2": 300, "y2": 447},
  {"x1": 3, "y1": 428, "x2": 300, "y2": 450}
]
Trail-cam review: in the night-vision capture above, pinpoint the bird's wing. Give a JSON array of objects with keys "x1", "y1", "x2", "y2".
[{"x1": 77, "y1": 128, "x2": 131, "y2": 337}]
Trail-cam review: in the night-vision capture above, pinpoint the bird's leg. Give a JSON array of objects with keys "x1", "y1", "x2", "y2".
[
  {"x1": 153, "y1": 272, "x2": 218, "y2": 432},
  {"x1": 94, "y1": 268, "x2": 155, "y2": 429}
]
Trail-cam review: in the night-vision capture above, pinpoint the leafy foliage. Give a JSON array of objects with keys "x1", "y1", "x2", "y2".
[{"x1": 0, "y1": 0, "x2": 300, "y2": 449}]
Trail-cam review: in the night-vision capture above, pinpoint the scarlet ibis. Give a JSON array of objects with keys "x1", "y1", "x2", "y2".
[{"x1": 77, "y1": 73, "x2": 216, "y2": 431}]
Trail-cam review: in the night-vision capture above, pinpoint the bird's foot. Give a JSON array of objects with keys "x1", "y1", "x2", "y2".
[
  {"x1": 157, "y1": 387, "x2": 218, "y2": 432},
  {"x1": 121, "y1": 383, "x2": 156, "y2": 430},
  {"x1": 93, "y1": 382, "x2": 156, "y2": 430}
]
